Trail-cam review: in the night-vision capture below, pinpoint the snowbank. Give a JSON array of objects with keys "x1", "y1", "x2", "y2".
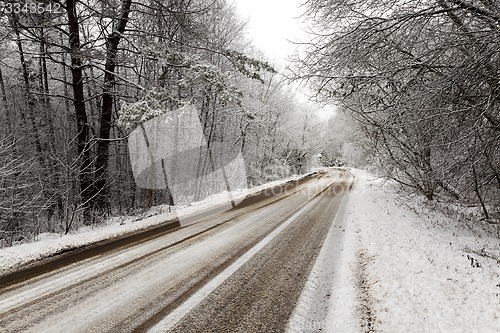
[{"x1": 349, "y1": 169, "x2": 500, "y2": 333}]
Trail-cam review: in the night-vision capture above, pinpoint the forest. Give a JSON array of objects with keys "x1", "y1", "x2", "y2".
[
  {"x1": 0, "y1": 0, "x2": 337, "y2": 246},
  {"x1": 294, "y1": 0, "x2": 500, "y2": 231},
  {"x1": 4, "y1": 0, "x2": 498, "y2": 247}
]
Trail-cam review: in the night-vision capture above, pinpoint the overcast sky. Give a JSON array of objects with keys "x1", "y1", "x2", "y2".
[
  {"x1": 231, "y1": 0, "x2": 336, "y2": 119},
  {"x1": 231, "y1": 0, "x2": 308, "y2": 65}
]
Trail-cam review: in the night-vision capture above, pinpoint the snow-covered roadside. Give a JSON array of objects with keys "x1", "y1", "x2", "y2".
[
  {"x1": 287, "y1": 176, "x2": 360, "y2": 333},
  {"x1": 288, "y1": 168, "x2": 499, "y2": 333},
  {"x1": 0, "y1": 173, "x2": 314, "y2": 275},
  {"x1": 349, "y1": 169, "x2": 500, "y2": 333}
]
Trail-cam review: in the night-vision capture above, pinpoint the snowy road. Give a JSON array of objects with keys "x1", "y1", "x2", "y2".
[{"x1": 0, "y1": 170, "x2": 352, "y2": 333}]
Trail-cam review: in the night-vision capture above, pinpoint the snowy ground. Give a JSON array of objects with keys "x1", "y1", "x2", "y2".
[
  {"x1": 354, "y1": 169, "x2": 500, "y2": 333},
  {"x1": 291, "y1": 169, "x2": 500, "y2": 332},
  {"x1": 0, "y1": 173, "x2": 313, "y2": 275},
  {"x1": 2, "y1": 168, "x2": 499, "y2": 332}
]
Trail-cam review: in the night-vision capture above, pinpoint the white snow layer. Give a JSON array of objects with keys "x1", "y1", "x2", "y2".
[
  {"x1": 344, "y1": 169, "x2": 499, "y2": 333},
  {"x1": 289, "y1": 168, "x2": 499, "y2": 333}
]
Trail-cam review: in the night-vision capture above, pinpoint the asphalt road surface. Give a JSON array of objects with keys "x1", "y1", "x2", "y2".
[{"x1": 0, "y1": 169, "x2": 353, "y2": 333}]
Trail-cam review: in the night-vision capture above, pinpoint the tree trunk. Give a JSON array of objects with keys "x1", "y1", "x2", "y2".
[
  {"x1": 472, "y1": 164, "x2": 490, "y2": 220},
  {"x1": 93, "y1": 0, "x2": 132, "y2": 211},
  {"x1": 66, "y1": 0, "x2": 94, "y2": 219},
  {"x1": 0, "y1": 66, "x2": 12, "y2": 132},
  {"x1": 12, "y1": 18, "x2": 47, "y2": 176}
]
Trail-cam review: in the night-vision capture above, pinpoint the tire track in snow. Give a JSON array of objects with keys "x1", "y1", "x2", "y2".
[{"x1": 356, "y1": 249, "x2": 376, "y2": 333}]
